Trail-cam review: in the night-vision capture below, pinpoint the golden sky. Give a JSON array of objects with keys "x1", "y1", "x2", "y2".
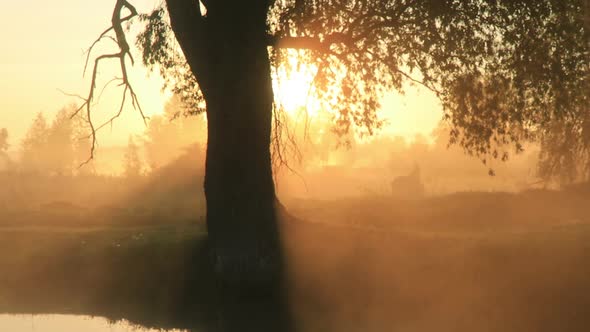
[
  {"x1": 0, "y1": 0, "x2": 442, "y2": 150},
  {"x1": 0, "y1": 0, "x2": 165, "y2": 148}
]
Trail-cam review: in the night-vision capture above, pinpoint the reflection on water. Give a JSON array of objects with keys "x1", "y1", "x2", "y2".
[{"x1": 0, "y1": 315, "x2": 188, "y2": 332}]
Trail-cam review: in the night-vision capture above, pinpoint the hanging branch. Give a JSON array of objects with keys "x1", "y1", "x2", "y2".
[{"x1": 73, "y1": 0, "x2": 146, "y2": 166}]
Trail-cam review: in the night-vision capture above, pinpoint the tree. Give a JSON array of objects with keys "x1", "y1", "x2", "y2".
[
  {"x1": 21, "y1": 112, "x2": 49, "y2": 174},
  {"x1": 0, "y1": 128, "x2": 10, "y2": 170},
  {"x1": 46, "y1": 108, "x2": 76, "y2": 176},
  {"x1": 144, "y1": 95, "x2": 207, "y2": 170},
  {"x1": 537, "y1": 115, "x2": 590, "y2": 185},
  {"x1": 71, "y1": 110, "x2": 96, "y2": 175},
  {"x1": 21, "y1": 108, "x2": 81, "y2": 176},
  {"x1": 79, "y1": 1, "x2": 588, "y2": 330},
  {"x1": 0, "y1": 128, "x2": 8, "y2": 154},
  {"x1": 123, "y1": 136, "x2": 143, "y2": 178}
]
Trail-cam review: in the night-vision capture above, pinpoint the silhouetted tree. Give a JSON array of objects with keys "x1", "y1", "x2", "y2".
[
  {"x1": 79, "y1": 1, "x2": 588, "y2": 330},
  {"x1": 123, "y1": 136, "x2": 143, "y2": 178},
  {"x1": 0, "y1": 128, "x2": 10, "y2": 170},
  {"x1": 46, "y1": 108, "x2": 76, "y2": 176},
  {"x1": 144, "y1": 95, "x2": 206, "y2": 170},
  {"x1": 21, "y1": 108, "x2": 84, "y2": 176},
  {"x1": 72, "y1": 111, "x2": 96, "y2": 175},
  {"x1": 21, "y1": 112, "x2": 49, "y2": 174},
  {"x1": 537, "y1": 115, "x2": 590, "y2": 185},
  {"x1": 0, "y1": 128, "x2": 8, "y2": 152}
]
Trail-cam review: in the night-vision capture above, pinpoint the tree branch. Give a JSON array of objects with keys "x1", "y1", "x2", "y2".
[
  {"x1": 271, "y1": 35, "x2": 324, "y2": 51},
  {"x1": 73, "y1": 0, "x2": 145, "y2": 167},
  {"x1": 269, "y1": 32, "x2": 351, "y2": 52}
]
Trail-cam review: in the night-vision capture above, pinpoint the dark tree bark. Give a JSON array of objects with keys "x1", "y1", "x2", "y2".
[{"x1": 166, "y1": 1, "x2": 291, "y2": 331}]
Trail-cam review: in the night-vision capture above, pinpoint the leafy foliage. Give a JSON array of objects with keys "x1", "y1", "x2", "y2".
[
  {"x1": 21, "y1": 112, "x2": 49, "y2": 173},
  {"x1": 46, "y1": 110, "x2": 76, "y2": 175},
  {"x1": 143, "y1": 96, "x2": 207, "y2": 170},
  {"x1": 20, "y1": 106, "x2": 94, "y2": 175},
  {"x1": 537, "y1": 116, "x2": 590, "y2": 184},
  {"x1": 133, "y1": 0, "x2": 588, "y2": 177},
  {"x1": 136, "y1": 8, "x2": 206, "y2": 116}
]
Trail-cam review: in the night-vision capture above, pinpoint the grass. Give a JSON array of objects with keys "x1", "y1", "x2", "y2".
[
  {"x1": 0, "y1": 224, "x2": 217, "y2": 330},
  {"x1": 0, "y1": 188, "x2": 589, "y2": 331},
  {"x1": 283, "y1": 189, "x2": 590, "y2": 332}
]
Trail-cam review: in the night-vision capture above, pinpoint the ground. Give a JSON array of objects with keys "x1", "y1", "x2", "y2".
[{"x1": 1, "y1": 189, "x2": 589, "y2": 331}]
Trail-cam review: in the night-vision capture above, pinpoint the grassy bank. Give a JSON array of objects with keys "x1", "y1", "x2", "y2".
[
  {"x1": 1, "y1": 189, "x2": 590, "y2": 331},
  {"x1": 0, "y1": 224, "x2": 217, "y2": 330}
]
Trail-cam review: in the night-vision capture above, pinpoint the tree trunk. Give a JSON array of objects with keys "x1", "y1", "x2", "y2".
[
  {"x1": 203, "y1": 14, "x2": 280, "y2": 294},
  {"x1": 167, "y1": 2, "x2": 292, "y2": 331},
  {"x1": 204, "y1": 52, "x2": 290, "y2": 331}
]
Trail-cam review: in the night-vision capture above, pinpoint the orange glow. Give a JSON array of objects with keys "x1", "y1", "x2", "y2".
[
  {"x1": 273, "y1": 56, "x2": 321, "y2": 118},
  {"x1": 0, "y1": 0, "x2": 442, "y2": 149}
]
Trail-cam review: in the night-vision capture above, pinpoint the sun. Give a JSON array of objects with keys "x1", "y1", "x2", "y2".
[{"x1": 273, "y1": 57, "x2": 320, "y2": 118}]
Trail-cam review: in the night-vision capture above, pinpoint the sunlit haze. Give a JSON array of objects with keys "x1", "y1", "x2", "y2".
[
  {"x1": 0, "y1": 0, "x2": 166, "y2": 148},
  {"x1": 0, "y1": 0, "x2": 441, "y2": 150},
  {"x1": 1, "y1": 2, "x2": 588, "y2": 332}
]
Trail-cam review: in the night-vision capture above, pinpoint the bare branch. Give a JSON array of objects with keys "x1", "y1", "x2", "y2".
[
  {"x1": 83, "y1": 0, "x2": 137, "y2": 77},
  {"x1": 97, "y1": 77, "x2": 124, "y2": 103},
  {"x1": 93, "y1": 86, "x2": 129, "y2": 133},
  {"x1": 75, "y1": 0, "x2": 144, "y2": 167},
  {"x1": 83, "y1": 26, "x2": 114, "y2": 77},
  {"x1": 394, "y1": 68, "x2": 441, "y2": 95},
  {"x1": 269, "y1": 32, "x2": 351, "y2": 52},
  {"x1": 272, "y1": 35, "x2": 325, "y2": 51},
  {"x1": 57, "y1": 88, "x2": 86, "y2": 102}
]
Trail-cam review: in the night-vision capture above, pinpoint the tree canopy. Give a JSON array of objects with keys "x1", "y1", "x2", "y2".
[
  {"x1": 143, "y1": 96, "x2": 207, "y2": 170},
  {"x1": 75, "y1": 0, "x2": 589, "y2": 178},
  {"x1": 109, "y1": 0, "x2": 583, "y2": 177},
  {"x1": 21, "y1": 107, "x2": 92, "y2": 175}
]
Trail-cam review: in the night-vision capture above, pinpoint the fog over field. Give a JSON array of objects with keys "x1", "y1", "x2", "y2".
[
  {"x1": 1, "y1": 1, "x2": 589, "y2": 331},
  {"x1": 1, "y1": 96, "x2": 590, "y2": 332},
  {"x1": 0, "y1": 96, "x2": 549, "y2": 222}
]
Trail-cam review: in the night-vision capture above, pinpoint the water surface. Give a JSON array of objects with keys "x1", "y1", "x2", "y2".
[{"x1": 0, "y1": 314, "x2": 189, "y2": 332}]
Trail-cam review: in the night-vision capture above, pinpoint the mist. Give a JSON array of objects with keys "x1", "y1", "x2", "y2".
[
  {"x1": 2, "y1": 93, "x2": 589, "y2": 331},
  {"x1": 0, "y1": 97, "x2": 547, "y2": 227}
]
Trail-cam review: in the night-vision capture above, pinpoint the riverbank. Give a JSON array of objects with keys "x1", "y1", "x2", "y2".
[{"x1": 1, "y1": 189, "x2": 590, "y2": 331}]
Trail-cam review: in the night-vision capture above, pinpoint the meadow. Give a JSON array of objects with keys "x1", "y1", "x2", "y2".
[{"x1": 1, "y1": 185, "x2": 589, "y2": 331}]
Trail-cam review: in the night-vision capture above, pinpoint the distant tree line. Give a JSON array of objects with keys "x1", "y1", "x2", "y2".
[
  {"x1": 0, "y1": 106, "x2": 92, "y2": 176},
  {"x1": 0, "y1": 97, "x2": 206, "y2": 179},
  {"x1": 142, "y1": 95, "x2": 207, "y2": 171}
]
